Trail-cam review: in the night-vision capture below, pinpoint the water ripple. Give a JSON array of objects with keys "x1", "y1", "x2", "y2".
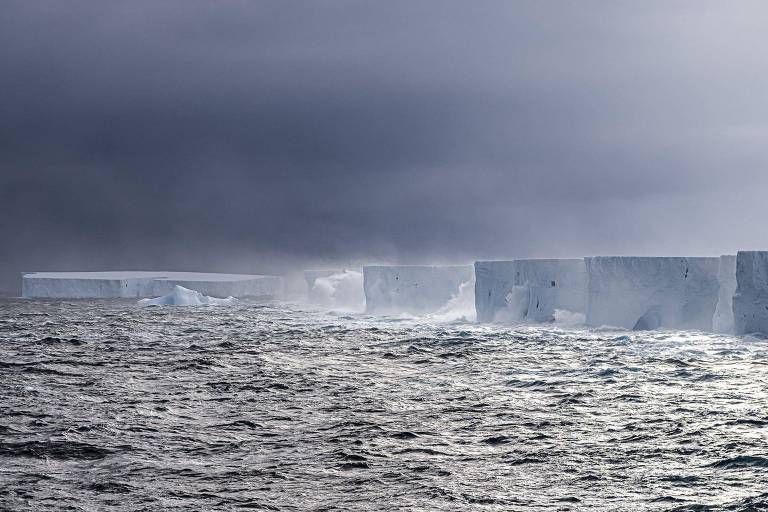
[{"x1": 1, "y1": 298, "x2": 768, "y2": 510}]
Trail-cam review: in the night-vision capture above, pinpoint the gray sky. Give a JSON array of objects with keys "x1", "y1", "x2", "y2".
[{"x1": 2, "y1": 1, "x2": 768, "y2": 294}]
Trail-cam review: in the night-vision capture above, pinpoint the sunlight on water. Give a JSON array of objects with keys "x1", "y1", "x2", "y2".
[{"x1": 1, "y1": 298, "x2": 768, "y2": 510}]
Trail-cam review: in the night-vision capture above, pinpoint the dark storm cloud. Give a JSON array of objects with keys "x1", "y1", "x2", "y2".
[{"x1": 2, "y1": 0, "x2": 768, "y2": 293}]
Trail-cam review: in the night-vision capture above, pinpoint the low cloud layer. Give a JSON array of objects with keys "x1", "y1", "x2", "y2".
[{"x1": 2, "y1": 1, "x2": 768, "y2": 293}]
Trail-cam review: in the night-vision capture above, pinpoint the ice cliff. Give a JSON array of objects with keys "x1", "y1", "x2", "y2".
[
  {"x1": 733, "y1": 251, "x2": 768, "y2": 335},
  {"x1": 474, "y1": 259, "x2": 586, "y2": 323},
  {"x1": 585, "y1": 257, "x2": 720, "y2": 330},
  {"x1": 22, "y1": 271, "x2": 282, "y2": 299}
]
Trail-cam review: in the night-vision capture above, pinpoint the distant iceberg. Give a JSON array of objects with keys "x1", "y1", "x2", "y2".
[
  {"x1": 22, "y1": 271, "x2": 282, "y2": 299},
  {"x1": 138, "y1": 285, "x2": 238, "y2": 306}
]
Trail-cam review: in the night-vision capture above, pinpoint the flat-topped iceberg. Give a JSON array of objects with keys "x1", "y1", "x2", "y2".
[
  {"x1": 22, "y1": 271, "x2": 282, "y2": 299},
  {"x1": 475, "y1": 259, "x2": 587, "y2": 323},
  {"x1": 585, "y1": 256, "x2": 720, "y2": 330},
  {"x1": 363, "y1": 265, "x2": 473, "y2": 315},
  {"x1": 138, "y1": 285, "x2": 238, "y2": 306},
  {"x1": 733, "y1": 251, "x2": 768, "y2": 335}
]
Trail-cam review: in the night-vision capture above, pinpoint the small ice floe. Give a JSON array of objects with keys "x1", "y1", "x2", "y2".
[{"x1": 138, "y1": 285, "x2": 238, "y2": 306}]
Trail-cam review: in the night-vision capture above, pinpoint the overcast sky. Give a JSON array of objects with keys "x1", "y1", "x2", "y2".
[{"x1": 2, "y1": 1, "x2": 768, "y2": 294}]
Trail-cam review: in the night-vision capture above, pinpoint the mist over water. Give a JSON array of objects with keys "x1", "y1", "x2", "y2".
[
  {"x1": 2, "y1": 298, "x2": 768, "y2": 511},
  {"x1": 308, "y1": 270, "x2": 365, "y2": 312}
]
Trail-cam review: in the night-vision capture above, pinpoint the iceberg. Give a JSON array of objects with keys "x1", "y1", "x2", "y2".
[
  {"x1": 138, "y1": 285, "x2": 238, "y2": 306},
  {"x1": 713, "y1": 255, "x2": 736, "y2": 334},
  {"x1": 585, "y1": 257, "x2": 720, "y2": 330},
  {"x1": 363, "y1": 265, "x2": 473, "y2": 315},
  {"x1": 21, "y1": 271, "x2": 282, "y2": 299},
  {"x1": 149, "y1": 273, "x2": 281, "y2": 299},
  {"x1": 474, "y1": 259, "x2": 586, "y2": 323},
  {"x1": 733, "y1": 251, "x2": 768, "y2": 335}
]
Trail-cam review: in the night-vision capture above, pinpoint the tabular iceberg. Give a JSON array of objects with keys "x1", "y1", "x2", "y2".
[
  {"x1": 363, "y1": 265, "x2": 473, "y2": 315},
  {"x1": 713, "y1": 255, "x2": 736, "y2": 334},
  {"x1": 149, "y1": 273, "x2": 281, "y2": 299},
  {"x1": 585, "y1": 257, "x2": 720, "y2": 330},
  {"x1": 474, "y1": 259, "x2": 586, "y2": 323},
  {"x1": 22, "y1": 271, "x2": 282, "y2": 299},
  {"x1": 138, "y1": 285, "x2": 238, "y2": 306},
  {"x1": 733, "y1": 251, "x2": 768, "y2": 335}
]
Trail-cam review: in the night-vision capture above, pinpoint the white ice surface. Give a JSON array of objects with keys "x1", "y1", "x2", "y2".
[
  {"x1": 22, "y1": 271, "x2": 282, "y2": 299},
  {"x1": 363, "y1": 265, "x2": 473, "y2": 315},
  {"x1": 138, "y1": 285, "x2": 238, "y2": 306},
  {"x1": 733, "y1": 251, "x2": 768, "y2": 335},
  {"x1": 585, "y1": 257, "x2": 720, "y2": 331},
  {"x1": 474, "y1": 259, "x2": 586, "y2": 323}
]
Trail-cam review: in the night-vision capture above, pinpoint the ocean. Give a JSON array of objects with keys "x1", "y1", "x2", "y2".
[{"x1": 1, "y1": 298, "x2": 767, "y2": 511}]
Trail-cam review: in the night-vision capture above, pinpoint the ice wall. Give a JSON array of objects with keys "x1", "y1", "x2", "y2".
[
  {"x1": 22, "y1": 272, "x2": 282, "y2": 299},
  {"x1": 150, "y1": 274, "x2": 282, "y2": 299},
  {"x1": 733, "y1": 251, "x2": 768, "y2": 335},
  {"x1": 474, "y1": 259, "x2": 586, "y2": 323},
  {"x1": 585, "y1": 257, "x2": 720, "y2": 330},
  {"x1": 22, "y1": 272, "x2": 162, "y2": 298},
  {"x1": 363, "y1": 265, "x2": 473, "y2": 315},
  {"x1": 713, "y1": 255, "x2": 736, "y2": 334}
]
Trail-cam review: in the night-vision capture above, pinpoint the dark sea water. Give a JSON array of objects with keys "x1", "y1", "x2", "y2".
[{"x1": 2, "y1": 298, "x2": 768, "y2": 511}]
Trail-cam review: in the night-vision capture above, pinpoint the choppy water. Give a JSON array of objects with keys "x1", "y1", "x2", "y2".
[{"x1": 1, "y1": 298, "x2": 768, "y2": 511}]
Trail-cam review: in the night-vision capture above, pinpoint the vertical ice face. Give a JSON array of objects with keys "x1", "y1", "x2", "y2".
[
  {"x1": 733, "y1": 251, "x2": 768, "y2": 335},
  {"x1": 150, "y1": 275, "x2": 283, "y2": 299},
  {"x1": 21, "y1": 272, "x2": 162, "y2": 299},
  {"x1": 585, "y1": 257, "x2": 720, "y2": 331},
  {"x1": 21, "y1": 272, "x2": 283, "y2": 299},
  {"x1": 363, "y1": 265, "x2": 473, "y2": 315},
  {"x1": 713, "y1": 255, "x2": 736, "y2": 334},
  {"x1": 474, "y1": 259, "x2": 586, "y2": 323}
]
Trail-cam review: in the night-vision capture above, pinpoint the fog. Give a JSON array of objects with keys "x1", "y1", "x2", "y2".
[{"x1": 2, "y1": 1, "x2": 768, "y2": 295}]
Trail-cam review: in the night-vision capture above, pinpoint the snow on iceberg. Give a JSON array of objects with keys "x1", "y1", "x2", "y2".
[
  {"x1": 474, "y1": 259, "x2": 586, "y2": 323},
  {"x1": 138, "y1": 285, "x2": 238, "y2": 306},
  {"x1": 363, "y1": 265, "x2": 473, "y2": 315},
  {"x1": 585, "y1": 256, "x2": 720, "y2": 331},
  {"x1": 733, "y1": 251, "x2": 768, "y2": 335}
]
